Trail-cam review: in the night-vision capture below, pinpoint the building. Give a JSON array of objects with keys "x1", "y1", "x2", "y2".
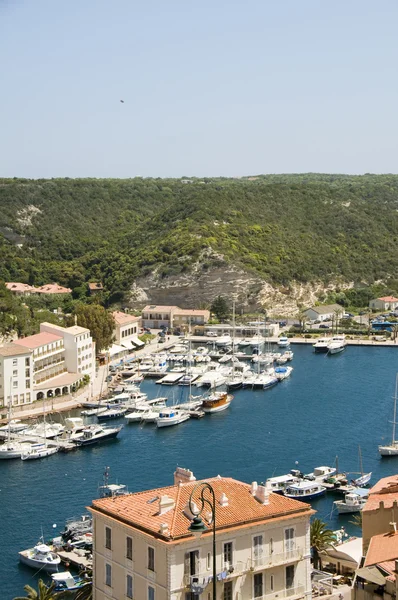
[
  {"x1": 303, "y1": 304, "x2": 344, "y2": 323},
  {"x1": 112, "y1": 311, "x2": 143, "y2": 351},
  {"x1": 369, "y1": 297, "x2": 398, "y2": 312},
  {"x1": 362, "y1": 475, "x2": 398, "y2": 552},
  {"x1": 89, "y1": 467, "x2": 314, "y2": 600},
  {"x1": 0, "y1": 322, "x2": 95, "y2": 406},
  {"x1": 354, "y1": 526, "x2": 398, "y2": 600},
  {"x1": 319, "y1": 535, "x2": 362, "y2": 575},
  {"x1": 142, "y1": 306, "x2": 210, "y2": 330},
  {"x1": 89, "y1": 282, "x2": 104, "y2": 295},
  {"x1": 5, "y1": 282, "x2": 72, "y2": 296}
]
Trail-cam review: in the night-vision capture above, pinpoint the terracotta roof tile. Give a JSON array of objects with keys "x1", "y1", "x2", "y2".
[
  {"x1": 112, "y1": 311, "x2": 141, "y2": 325},
  {"x1": 13, "y1": 332, "x2": 63, "y2": 349},
  {"x1": 91, "y1": 477, "x2": 312, "y2": 542},
  {"x1": 0, "y1": 343, "x2": 32, "y2": 357},
  {"x1": 365, "y1": 531, "x2": 398, "y2": 567},
  {"x1": 378, "y1": 297, "x2": 398, "y2": 302},
  {"x1": 364, "y1": 475, "x2": 398, "y2": 512},
  {"x1": 142, "y1": 305, "x2": 179, "y2": 313}
]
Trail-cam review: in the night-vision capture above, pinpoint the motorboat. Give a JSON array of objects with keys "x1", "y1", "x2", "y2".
[
  {"x1": 0, "y1": 419, "x2": 28, "y2": 438},
  {"x1": 202, "y1": 392, "x2": 233, "y2": 413},
  {"x1": 328, "y1": 335, "x2": 347, "y2": 355},
  {"x1": 334, "y1": 488, "x2": 369, "y2": 514},
  {"x1": 75, "y1": 424, "x2": 123, "y2": 446},
  {"x1": 276, "y1": 355, "x2": 288, "y2": 364},
  {"x1": 21, "y1": 422, "x2": 65, "y2": 439},
  {"x1": 215, "y1": 335, "x2": 232, "y2": 347},
  {"x1": 284, "y1": 350, "x2": 294, "y2": 361},
  {"x1": 284, "y1": 480, "x2": 326, "y2": 501},
  {"x1": 379, "y1": 374, "x2": 398, "y2": 456},
  {"x1": 265, "y1": 474, "x2": 300, "y2": 494},
  {"x1": 250, "y1": 334, "x2": 265, "y2": 348},
  {"x1": 21, "y1": 443, "x2": 58, "y2": 460},
  {"x1": 252, "y1": 353, "x2": 274, "y2": 366},
  {"x1": 51, "y1": 571, "x2": 91, "y2": 592},
  {"x1": 19, "y1": 542, "x2": 61, "y2": 572},
  {"x1": 196, "y1": 371, "x2": 226, "y2": 388},
  {"x1": 312, "y1": 337, "x2": 331, "y2": 353},
  {"x1": 304, "y1": 466, "x2": 337, "y2": 482},
  {"x1": 0, "y1": 440, "x2": 33, "y2": 459},
  {"x1": 226, "y1": 373, "x2": 244, "y2": 391},
  {"x1": 274, "y1": 366, "x2": 293, "y2": 381},
  {"x1": 237, "y1": 338, "x2": 252, "y2": 348},
  {"x1": 96, "y1": 406, "x2": 127, "y2": 421},
  {"x1": 80, "y1": 406, "x2": 108, "y2": 417},
  {"x1": 262, "y1": 373, "x2": 279, "y2": 389},
  {"x1": 278, "y1": 336, "x2": 290, "y2": 347},
  {"x1": 156, "y1": 408, "x2": 190, "y2": 428}
]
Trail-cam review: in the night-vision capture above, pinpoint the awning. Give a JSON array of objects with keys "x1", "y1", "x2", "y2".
[
  {"x1": 121, "y1": 341, "x2": 136, "y2": 350},
  {"x1": 107, "y1": 344, "x2": 127, "y2": 357},
  {"x1": 356, "y1": 567, "x2": 386, "y2": 586},
  {"x1": 131, "y1": 336, "x2": 145, "y2": 348}
]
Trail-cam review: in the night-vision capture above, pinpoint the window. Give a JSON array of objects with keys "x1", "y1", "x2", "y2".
[
  {"x1": 223, "y1": 581, "x2": 233, "y2": 600},
  {"x1": 105, "y1": 526, "x2": 112, "y2": 550},
  {"x1": 223, "y1": 542, "x2": 233, "y2": 568},
  {"x1": 126, "y1": 574, "x2": 133, "y2": 599},
  {"x1": 13, "y1": 369, "x2": 18, "y2": 377},
  {"x1": 126, "y1": 536, "x2": 133, "y2": 560},
  {"x1": 270, "y1": 537, "x2": 274, "y2": 554},
  {"x1": 26, "y1": 380, "x2": 30, "y2": 389},
  {"x1": 186, "y1": 594, "x2": 200, "y2": 600},
  {"x1": 253, "y1": 535, "x2": 263, "y2": 566},
  {"x1": 13, "y1": 380, "x2": 18, "y2": 388},
  {"x1": 207, "y1": 552, "x2": 211, "y2": 570},
  {"x1": 148, "y1": 546, "x2": 155, "y2": 571},
  {"x1": 25, "y1": 358, "x2": 30, "y2": 366},
  {"x1": 184, "y1": 550, "x2": 199, "y2": 577},
  {"x1": 105, "y1": 563, "x2": 112, "y2": 587},
  {"x1": 25, "y1": 369, "x2": 30, "y2": 378},
  {"x1": 285, "y1": 528, "x2": 295, "y2": 553},
  {"x1": 286, "y1": 565, "x2": 295, "y2": 589},
  {"x1": 12, "y1": 359, "x2": 17, "y2": 366},
  {"x1": 270, "y1": 575, "x2": 274, "y2": 591},
  {"x1": 148, "y1": 586, "x2": 155, "y2": 600},
  {"x1": 254, "y1": 573, "x2": 263, "y2": 598}
]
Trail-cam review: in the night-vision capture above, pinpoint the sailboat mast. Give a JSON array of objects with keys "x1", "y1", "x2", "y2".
[
  {"x1": 7, "y1": 377, "x2": 12, "y2": 447},
  {"x1": 232, "y1": 298, "x2": 236, "y2": 378},
  {"x1": 392, "y1": 374, "x2": 398, "y2": 444},
  {"x1": 358, "y1": 445, "x2": 364, "y2": 477}
]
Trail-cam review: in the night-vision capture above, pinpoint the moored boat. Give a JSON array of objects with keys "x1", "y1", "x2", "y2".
[
  {"x1": 379, "y1": 374, "x2": 398, "y2": 456},
  {"x1": 51, "y1": 571, "x2": 91, "y2": 592},
  {"x1": 334, "y1": 488, "x2": 369, "y2": 514},
  {"x1": 96, "y1": 405, "x2": 127, "y2": 421},
  {"x1": 274, "y1": 366, "x2": 293, "y2": 381},
  {"x1": 313, "y1": 337, "x2": 331, "y2": 353},
  {"x1": 156, "y1": 408, "x2": 190, "y2": 428},
  {"x1": 202, "y1": 392, "x2": 233, "y2": 413},
  {"x1": 328, "y1": 335, "x2": 347, "y2": 355},
  {"x1": 284, "y1": 480, "x2": 326, "y2": 501},
  {"x1": 265, "y1": 474, "x2": 300, "y2": 494},
  {"x1": 19, "y1": 542, "x2": 61, "y2": 572},
  {"x1": 21, "y1": 443, "x2": 58, "y2": 460},
  {"x1": 75, "y1": 424, "x2": 123, "y2": 446},
  {"x1": 278, "y1": 336, "x2": 290, "y2": 347},
  {"x1": 0, "y1": 440, "x2": 33, "y2": 460}
]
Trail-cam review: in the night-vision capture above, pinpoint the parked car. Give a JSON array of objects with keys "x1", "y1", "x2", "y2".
[{"x1": 319, "y1": 324, "x2": 330, "y2": 329}]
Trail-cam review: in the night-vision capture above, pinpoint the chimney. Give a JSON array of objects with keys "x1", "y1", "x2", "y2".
[
  {"x1": 158, "y1": 495, "x2": 175, "y2": 515},
  {"x1": 159, "y1": 523, "x2": 169, "y2": 535},
  {"x1": 390, "y1": 522, "x2": 397, "y2": 534},
  {"x1": 219, "y1": 493, "x2": 229, "y2": 507},
  {"x1": 251, "y1": 482, "x2": 258, "y2": 495},
  {"x1": 174, "y1": 467, "x2": 196, "y2": 485},
  {"x1": 255, "y1": 484, "x2": 270, "y2": 505},
  {"x1": 183, "y1": 501, "x2": 199, "y2": 520}
]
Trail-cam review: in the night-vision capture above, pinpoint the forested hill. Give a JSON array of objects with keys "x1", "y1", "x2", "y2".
[{"x1": 1, "y1": 174, "x2": 398, "y2": 304}]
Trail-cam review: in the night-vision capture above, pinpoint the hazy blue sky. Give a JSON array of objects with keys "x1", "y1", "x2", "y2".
[{"x1": 1, "y1": 0, "x2": 397, "y2": 178}]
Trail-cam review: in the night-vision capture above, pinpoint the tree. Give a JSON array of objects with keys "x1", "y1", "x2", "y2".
[
  {"x1": 310, "y1": 518, "x2": 335, "y2": 570},
  {"x1": 210, "y1": 296, "x2": 230, "y2": 321},
  {"x1": 13, "y1": 579, "x2": 69, "y2": 600},
  {"x1": 349, "y1": 512, "x2": 363, "y2": 528},
  {"x1": 73, "y1": 304, "x2": 115, "y2": 352}
]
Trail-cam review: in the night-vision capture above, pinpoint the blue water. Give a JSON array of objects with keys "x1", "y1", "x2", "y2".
[{"x1": 2, "y1": 344, "x2": 398, "y2": 599}]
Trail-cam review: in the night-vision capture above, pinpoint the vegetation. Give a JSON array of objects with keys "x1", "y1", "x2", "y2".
[
  {"x1": 70, "y1": 304, "x2": 115, "y2": 351},
  {"x1": 13, "y1": 579, "x2": 66, "y2": 600},
  {"x1": 310, "y1": 518, "x2": 335, "y2": 570},
  {"x1": 210, "y1": 296, "x2": 231, "y2": 321},
  {"x1": 2, "y1": 175, "x2": 398, "y2": 308}
]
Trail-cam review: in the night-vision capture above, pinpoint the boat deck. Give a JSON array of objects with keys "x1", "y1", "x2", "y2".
[{"x1": 57, "y1": 550, "x2": 92, "y2": 570}]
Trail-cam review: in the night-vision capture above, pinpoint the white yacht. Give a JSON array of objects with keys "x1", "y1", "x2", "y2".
[
  {"x1": 19, "y1": 542, "x2": 61, "y2": 572},
  {"x1": 0, "y1": 419, "x2": 28, "y2": 438},
  {"x1": 0, "y1": 440, "x2": 33, "y2": 460},
  {"x1": 195, "y1": 371, "x2": 226, "y2": 388},
  {"x1": 21, "y1": 443, "x2": 58, "y2": 461},
  {"x1": 215, "y1": 335, "x2": 232, "y2": 347},
  {"x1": 328, "y1": 335, "x2": 347, "y2": 355},
  {"x1": 274, "y1": 366, "x2": 293, "y2": 381},
  {"x1": 250, "y1": 334, "x2": 265, "y2": 348},
  {"x1": 21, "y1": 422, "x2": 64, "y2": 439},
  {"x1": 334, "y1": 488, "x2": 369, "y2": 514},
  {"x1": 278, "y1": 336, "x2": 290, "y2": 347},
  {"x1": 156, "y1": 409, "x2": 190, "y2": 428},
  {"x1": 379, "y1": 374, "x2": 398, "y2": 456},
  {"x1": 265, "y1": 474, "x2": 300, "y2": 494},
  {"x1": 304, "y1": 465, "x2": 337, "y2": 481},
  {"x1": 284, "y1": 480, "x2": 326, "y2": 500},
  {"x1": 313, "y1": 337, "x2": 331, "y2": 353}
]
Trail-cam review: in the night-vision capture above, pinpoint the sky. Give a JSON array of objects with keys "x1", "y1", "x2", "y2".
[{"x1": 1, "y1": 0, "x2": 398, "y2": 178}]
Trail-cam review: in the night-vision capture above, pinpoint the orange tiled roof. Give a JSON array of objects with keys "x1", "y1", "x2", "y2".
[
  {"x1": 378, "y1": 296, "x2": 398, "y2": 302},
  {"x1": 90, "y1": 477, "x2": 313, "y2": 542},
  {"x1": 6, "y1": 282, "x2": 34, "y2": 293},
  {"x1": 0, "y1": 343, "x2": 32, "y2": 357},
  {"x1": 142, "y1": 305, "x2": 179, "y2": 313},
  {"x1": 364, "y1": 475, "x2": 398, "y2": 511},
  {"x1": 37, "y1": 284, "x2": 72, "y2": 294},
  {"x1": 174, "y1": 309, "x2": 210, "y2": 317},
  {"x1": 365, "y1": 531, "x2": 398, "y2": 567},
  {"x1": 378, "y1": 560, "x2": 397, "y2": 582},
  {"x1": 13, "y1": 332, "x2": 63, "y2": 349},
  {"x1": 112, "y1": 311, "x2": 141, "y2": 325}
]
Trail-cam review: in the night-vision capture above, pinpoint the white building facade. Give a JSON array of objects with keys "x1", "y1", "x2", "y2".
[
  {"x1": 112, "y1": 311, "x2": 143, "y2": 350},
  {"x1": 90, "y1": 468, "x2": 313, "y2": 600},
  {"x1": 0, "y1": 345, "x2": 33, "y2": 409}
]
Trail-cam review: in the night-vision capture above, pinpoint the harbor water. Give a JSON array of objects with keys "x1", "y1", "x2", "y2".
[{"x1": 2, "y1": 344, "x2": 398, "y2": 599}]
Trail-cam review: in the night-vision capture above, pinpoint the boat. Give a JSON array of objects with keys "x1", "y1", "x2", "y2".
[
  {"x1": 19, "y1": 541, "x2": 61, "y2": 572},
  {"x1": 278, "y1": 336, "x2": 290, "y2": 347},
  {"x1": 21, "y1": 422, "x2": 64, "y2": 439},
  {"x1": 284, "y1": 350, "x2": 294, "y2": 361},
  {"x1": 96, "y1": 405, "x2": 127, "y2": 421},
  {"x1": 195, "y1": 371, "x2": 226, "y2": 388},
  {"x1": 98, "y1": 466, "x2": 128, "y2": 498},
  {"x1": 51, "y1": 571, "x2": 91, "y2": 592},
  {"x1": 0, "y1": 399, "x2": 33, "y2": 459},
  {"x1": 334, "y1": 488, "x2": 369, "y2": 514},
  {"x1": 21, "y1": 443, "x2": 58, "y2": 460},
  {"x1": 274, "y1": 366, "x2": 293, "y2": 381},
  {"x1": 81, "y1": 406, "x2": 108, "y2": 417},
  {"x1": 312, "y1": 337, "x2": 331, "y2": 353},
  {"x1": 237, "y1": 338, "x2": 252, "y2": 348},
  {"x1": 215, "y1": 335, "x2": 232, "y2": 347},
  {"x1": 202, "y1": 391, "x2": 233, "y2": 413},
  {"x1": 250, "y1": 334, "x2": 265, "y2": 348},
  {"x1": 304, "y1": 466, "x2": 337, "y2": 482},
  {"x1": 0, "y1": 419, "x2": 28, "y2": 438},
  {"x1": 351, "y1": 446, "x2": 372, "y2": 487},
  {"x1": 265, "y1": 474, "x2": 300, "y2": 494},
  {"x1": 75, "y1": 424, "x2": 123, "y2": 446},
  {"x1": 328, "y1": 335, "x2": 347, "y2": 355},
  {"x1": 156, "y1": 408, "x2": 190, "y2": 428},
  {"x1": 379, "y1": 374, "x2": 398, "y2": 456},
  {"x1": 284, "y1": 480, "x2": 326, "y2": 501}
]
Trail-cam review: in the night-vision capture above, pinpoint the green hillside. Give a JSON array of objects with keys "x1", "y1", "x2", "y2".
[{"x1": 1, "y1": 174, "x2": 398, "y2": 304}]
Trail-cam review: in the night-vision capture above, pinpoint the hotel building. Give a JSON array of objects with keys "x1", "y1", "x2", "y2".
[{"x1": 89, "y1": 467, "x2": 313, "y2": 600}]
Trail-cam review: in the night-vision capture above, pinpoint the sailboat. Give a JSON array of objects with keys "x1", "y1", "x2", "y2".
[
  {"x1": 21, "y1": 400, "x2": 58, "y2": 460},
  {"x1": 0, "y1": 392, "x2": 32, "y2": 459},
  {"x1": 227, "y1": 300, "x2": 243, "y2": 391},
  {"x1": 351, "y1": 445, "x2": 371, "y2": 487},
  {"x1": 379, "y1": 374, "x2": 398, "y2": 456}
]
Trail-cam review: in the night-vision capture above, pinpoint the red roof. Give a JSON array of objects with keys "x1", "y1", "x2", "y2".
[
  {"x1": 364, "y1": 475, "x2": 398, "y2": 512},
  {"x1": 13, "y1": 332, "x2": 63, "y2": 349},
  {"x1": 365, "y1": 530, "x2": 398, "y2": 567},
  {"x1": 378, "y1": 297, "x2": 398, "y2": 302},
  {"x1": 112, "y1": 311, "x2": 140, "y2": 325},
  {"x1": 90, "y1": 476, "x2": 313, "y2": 542}
]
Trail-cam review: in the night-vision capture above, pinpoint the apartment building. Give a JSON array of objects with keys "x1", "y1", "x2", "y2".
[
  {"x1": 0, "y1": 322, "x2": 95, "y2": 407},
  {"x1": 142, "y1": 306, "x2": 210, "y2": 330},
  {"x1": 112, "y1": 311, "x2": 143, "y2": 350},
  {"x1": 362, "y1": 474, "x2": 398, "y2": 552},
  {"x1": 89, "y1": 467, "x2": 313, "y2": 600}
]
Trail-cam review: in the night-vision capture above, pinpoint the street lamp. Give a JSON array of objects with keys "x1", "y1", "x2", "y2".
[{"x1": 187, "y1": 482, "x2": 216, "y2": 600}]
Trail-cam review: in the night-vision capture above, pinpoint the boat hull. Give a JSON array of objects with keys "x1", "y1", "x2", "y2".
[
  {"x1": 156, "y1": 414, "x2": 190, "y2": 428},
  {"x1": 379, "y1": 444, "x2": 398, "y2": 456},
  {"x1": 19, "y1": 553, "x2": 60, "y2": 573},
  {"x1": 21, "y1": 447, "x2": 58, "y2": 460},
  {"x1": 76, "y1": 429, "x2": 121, "y2": 446},
  {"x1": 202, "y1": 401, "x2": 231, "y2": 413},
  {"x1": 284, "y1": 488, "x2": 326, "y2": 500},
  {"x1": 328, "y1": 345, "x2": 346, "y2": 355},
  {"x1": 314, "y1": 346, "x2": 329, "y2": 353}
]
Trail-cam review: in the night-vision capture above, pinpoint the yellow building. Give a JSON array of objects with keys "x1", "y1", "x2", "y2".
[
  {"x1": 89, "y1": 468, "x2": 314, "y2": 600},
  {"x1": 362, "y1": 475, "x2": 398, "y2": 552}
]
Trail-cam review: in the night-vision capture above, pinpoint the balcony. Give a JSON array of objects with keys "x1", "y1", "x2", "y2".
[
  {"x1": 249, "y1": 585, "x2": 306, "y2": 600},
  {"x1": 247, "y1": 549, "x2": 304, "y2": 571},
  {"x1": 34, "y1": 356, "x2": 65, "y2": 374},
  {"x1": 34, "y1": 346, "x2": 64, "y2": 360},
  {"x1": 184, "y1": 562, "x2": 246, "y2": 589}
]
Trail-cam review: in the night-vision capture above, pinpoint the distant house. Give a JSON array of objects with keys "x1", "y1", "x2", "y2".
[
  {"x1": 141, "y1": 305, "x2": 210, "y2": 329},
  {"x1": 88, "y1": 282, "x2": 104, "y2": 295},
  {"x1": 369, "y1": 296, "x2": 398, "y2": 312},
  {"x1": 112, "y1": 311, "x2": 143, "y2": 350},
  {"x1": 304, "y1": 304, "x2": 344, "y2": 322},
  {"x1": 6, "y1": 282, "x2": 72, "y2": 296}
]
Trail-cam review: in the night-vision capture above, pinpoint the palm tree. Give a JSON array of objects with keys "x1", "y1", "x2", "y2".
[
  {"x1": 13, "y1": 579, "x2": 72, "y2": 600},
  {"x1": 349, "y1": 512, "x2": 363, "y2": 528},
  {"x1": 310, "y1": 518, "x2": 335, "y2": 570}
]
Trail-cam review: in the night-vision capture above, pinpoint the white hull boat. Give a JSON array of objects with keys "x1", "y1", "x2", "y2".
[
  {"x1": 156, "y1": 409, "x2": 190, "y2": 427},
  {"x1": 328, "y1": 335, "x2": 347, "y2": 355},
  {"x1": 334, "y1": 489, "x2": 369, "y2": 514},
  {"x1": 278, "y1": 337, "x2": 290, "y2": 347},
  {"x1": 0, "y1": 419, "x2": 28, "y2": 438},
  {"x1": 284, "y1": 481, "x2": 326, "y2": 501},
  {"x1": 0, "y1": 441, "x2": 33, "y2": 459},
  {"x1": 379, "y1": 374, "x2": 398, "y2": 456},
  {"x1": 274, "y1": 366, "x2": 293, "y2": 381},
  {"x1": 313, "y1": 337, "x2": 331, "y2": 353},
  {"x1": 21, "y1": 443, "x2": 58, "y2": 460},
  {"x1": 19, "y1": 542, "x2": 61, "y2": 572}
]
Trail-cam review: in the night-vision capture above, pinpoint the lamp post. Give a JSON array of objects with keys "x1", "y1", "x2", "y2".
[{"x1": 187, "y1": 482, "x2": 216, "y2": 600}]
